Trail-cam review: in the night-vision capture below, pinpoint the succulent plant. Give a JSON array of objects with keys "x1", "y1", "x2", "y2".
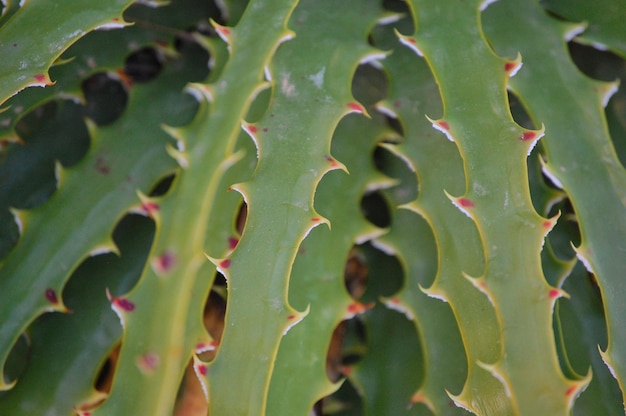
[{"x1": 1, "y1": 0, "x2": 625, "y2": 414}]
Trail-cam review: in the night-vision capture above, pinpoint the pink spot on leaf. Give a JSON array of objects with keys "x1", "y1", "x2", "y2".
[
  {"x1": 45, "y1": 289, "x2": 58, "y2": 304},
  {"x1": 287, "y1": 314, "x2": 296, "y2": 320},
  {"x1": 247, "y1": 124, "x2": 258, "y2": 134},
  {"x1": 549, "y1": 289, "x2": 560, "y2": 299},
  {"x1": 458, "y1": 197, "x2": 474, "y2": 208},
  {"x1": 219, "y1": 259, "x2": 231, "y2": 269},
  {"x1": 136, "y1": 352, "x2": 160, "y2": 373},
  {"x1": 543, "y1": 221, "x2": 552, "y2": 229},
  {"x1": 520, "y1": 131, "x2": 536, "y2": 141},
  {"x1": 197, "y1": 364, "x2": 208, "y2": 376},
  {"x1": 311, "y1": 217, "x2": 321, "y2": 222},
  {"x1": 217, "y1": 27, "x2": 230, "y2": 36},
  {"x1": 565, "y1": 385, "x2": 577, "y2": 396},
  {"x1": 34, "y1": 74, "x2": 46, "y2": 83}
]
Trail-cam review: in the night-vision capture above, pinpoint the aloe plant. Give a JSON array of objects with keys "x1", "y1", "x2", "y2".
[{"x1": 1, "y1": 0, "x2": 625, "y2": 415}]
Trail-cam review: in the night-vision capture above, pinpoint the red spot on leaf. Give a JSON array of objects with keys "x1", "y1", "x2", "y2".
[
  {"x1": 113, "y1": 17, "x2": 120, "y2": 21},
  {"x1": 437, "y1": 121, "x2": 450, "y2": 130},
  {"x1": 504, "y1": 62, "x2": 516, "y2": 72},
  {"x1": 341, "y1": 365, "x2": 352, "y2": 376},
  {"x1": 155, "y1": 251, "x2": 176, "y2": 273},
  {"x1": 262, "y1": 127, "x2": 268, "y2": 132},
  {"x1": 390, "y1": 297, "x2": 400, "y2": 304},
  {"x1": 34, "y1": 74, "x2": 46, "y2": 83},
  {"x1": 247, "y1": 124, "x2": 258, "y2": 134},
  {"x1": 311, "y1": 217, "x2": 321, "y2": 222},
  {"x1": 549, "y1": 289, "x2": 560, "y2": 299},
  {"x1": 520, "y1": 131, "x2": 536, "y2": 141},
  {"x1": 137, "y1": 352, "x2": 160, "y2": 373},
  {"x1": 45, "y1": 289, "x2": 58, "y2": 304},
  {"x1": 543, "y1": 220, "x2": 552, "y2": 229},
  {"x1": 197, "y1": 364, "x2": 208, "y2": 376},
  {"x1": 565, "y1": 385, "x2": 577, "y2": 396},
  {"x1": 407, "y1": 38, "x2": 417, "y2": 44},
  {"x1": 228, "y1": 237, "x2": 239, "y2": 249},
  {"x1": 458, "y1": 197, "x2": 474, "y2": 208},
  {"x1": 287, "y1": 314, "x2": 296, "y2": 320},
  {"x1": 219, "y1": 259, "x2": 231, "y2": 269}
]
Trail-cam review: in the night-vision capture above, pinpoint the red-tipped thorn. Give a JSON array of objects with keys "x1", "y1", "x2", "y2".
[
  {"x1": 437, "y1": 121, "x2": 450, "y2": 130},
  {"x1": 347, "y1": 301, "x2": 373, "y2": 315},
  {"x1": 411, "y1": 392, "x2": 426, "y2": 403},
  {"x1": 116, "y1": 69, "x2": 133, "y2": 88},
  {"x1": 458, "y1": 197, "x2": 474, "y2": 208},
  {"x1": 196, "y1": 362, "x2": 208, "y2": 376},
  {"x1": 228, "y1": 237, "x2": 239, "y2": 249},
  {"x1": 347, "y1": 102, "x2": 366, "y2": 114},
  {"x1": 141, "y1": 201, "x2": 159, "y2": 217},
  {"x1": 325, "y1": 155, "x2": 339, "y2": 168},
  {"x1": 106, "y1": 289, "x2": 135, "y2": 312},
  {"x1": 216, "y1": 26, "x2": 230, "y2": 36},
  {"x1": 520, "y1": 131, "x2": 537, "y2": 141}
]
